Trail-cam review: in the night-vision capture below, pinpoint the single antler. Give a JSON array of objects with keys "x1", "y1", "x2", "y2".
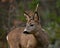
[{"x1": 35, "y1": 3, "x2": 39, "y2": 12}]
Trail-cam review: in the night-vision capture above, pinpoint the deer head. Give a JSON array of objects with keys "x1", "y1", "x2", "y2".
[{"x1": 23, "y1": 4, "x2": 40, "y2": 34}]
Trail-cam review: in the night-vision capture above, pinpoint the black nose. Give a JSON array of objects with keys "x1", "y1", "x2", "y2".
[
  {"x1": 30, "y1": 24, "x2": 34, "y2": 26},
  {"x1": 23, "y1": 31, "x2": 30, "y2": 34}
]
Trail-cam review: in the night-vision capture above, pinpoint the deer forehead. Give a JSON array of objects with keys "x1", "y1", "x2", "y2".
[
  {"x1": 25, "y1": 10, "x2": 34, "y2": 16},
  {"x1": 28, "y1": 20, "x2": 35, "y2": 24}
]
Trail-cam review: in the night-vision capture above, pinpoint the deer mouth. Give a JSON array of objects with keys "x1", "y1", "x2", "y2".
[{"x1": 23, "y1": 31, "x2": 30, "y2": 34}]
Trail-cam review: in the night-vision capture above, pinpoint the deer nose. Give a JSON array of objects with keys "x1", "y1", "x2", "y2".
[
  {"x1": 30, "y1": 24, "x2": 34, "y2": 26},
  {"x1": 23, "y1": 31, "x2": 30, "y2": 34}
]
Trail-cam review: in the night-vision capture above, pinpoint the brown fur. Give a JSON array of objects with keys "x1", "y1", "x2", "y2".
[
  {"x1": 23, "y1": 10, "x2": 49, "y2": 48},
  {"x1": 7, "y1": 13, "x2": 49, "y2": 48},
  {"x1": 7, "y1": 6, "x2": 49, "y2": 48},
  {"x1": 7, "y1": 27, "x2": 37, "y2": 48}
]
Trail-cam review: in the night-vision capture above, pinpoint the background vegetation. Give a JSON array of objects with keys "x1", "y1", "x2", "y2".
[{"x1": 0, "y1": 0, "x2": 60, "y2": 48}]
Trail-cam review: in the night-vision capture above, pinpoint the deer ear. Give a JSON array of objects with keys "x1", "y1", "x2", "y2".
[
  {"x1": 34, "y1": 12, "x2": 39, "y2": 23},
  {"x1": 24, "y1": 12, "x2": 30, "y2": 21}
]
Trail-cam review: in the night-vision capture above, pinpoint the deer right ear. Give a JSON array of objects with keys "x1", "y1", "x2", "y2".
[{"x1": 24, "y1": 12, "x2": 30, "y2": 21}]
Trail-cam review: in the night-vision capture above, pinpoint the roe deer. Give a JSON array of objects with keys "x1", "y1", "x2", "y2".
[
  {"x1": 23, "y1": 4, "x2": 49, "y2": 48},
  {"x1": 6, "y1": 4, "x2": 49, "y2": 48}
]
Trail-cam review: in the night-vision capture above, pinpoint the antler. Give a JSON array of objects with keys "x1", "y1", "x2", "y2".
[{"x1": 35, "y1": 3, "x2": 39, "y2": 12}]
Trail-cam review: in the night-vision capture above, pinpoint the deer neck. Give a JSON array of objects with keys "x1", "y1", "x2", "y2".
[{"x1": 32, "y1": 24, "x2": 42, "y2": 35}]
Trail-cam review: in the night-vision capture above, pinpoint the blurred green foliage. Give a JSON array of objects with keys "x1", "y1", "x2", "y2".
[
  {"x1": 56, "y1": 0, "x2": 60, "y2": 8},
  {"x1": 28, "y1": 0, "x2": 39, "y2": 11}
]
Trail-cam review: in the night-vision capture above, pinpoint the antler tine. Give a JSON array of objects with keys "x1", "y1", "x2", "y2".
[{"x1": 35, "y1": 3, "x2": 39, "y2": 12}]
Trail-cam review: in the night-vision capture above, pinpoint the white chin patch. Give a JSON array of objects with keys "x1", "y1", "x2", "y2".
[{"x1": 24, "y1": 28, "x2": 27, "y2": 31}]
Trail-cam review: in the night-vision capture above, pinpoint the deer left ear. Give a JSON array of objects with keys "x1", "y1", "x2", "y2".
[{"x1": 34, "y1": 12, "x2": 39, "y2": 22}]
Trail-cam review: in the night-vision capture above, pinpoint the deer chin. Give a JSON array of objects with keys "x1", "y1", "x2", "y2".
[{"x1": 23, "y1": 31, "x2": 31, "y2": 34}]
